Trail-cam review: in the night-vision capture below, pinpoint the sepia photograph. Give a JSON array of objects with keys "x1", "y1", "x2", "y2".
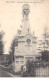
[{"x1": 0, "y1": 0, "x2": 49, "y2": 77}]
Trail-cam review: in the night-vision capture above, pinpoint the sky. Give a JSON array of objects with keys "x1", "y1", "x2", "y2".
[{"x1": 0, "y1": 0, "x2": 49, "y2": 54}]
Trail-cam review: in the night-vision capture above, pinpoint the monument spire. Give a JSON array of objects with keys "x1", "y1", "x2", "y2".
[
  {"x1": 22, "y1": 4, "x2": 31, "y2": 35},
  {"x1": 22, "y1": 4, "x2": 30, "y2": 20}
]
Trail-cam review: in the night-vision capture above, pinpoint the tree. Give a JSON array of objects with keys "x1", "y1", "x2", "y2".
[
  {"x1": 41, "y1": 50, "x2": 49, "y2": 62},
  {"x1": 38, "y1": 27, "x2": 49, "y2": 52},
  {"x1": 0, "y1": 31, "x2": 4, "y2": 55},
  {"x1": 38, "y1": 27, "x2": 49, "y2": 61},
  {"x1": 22, "y1": 59, "x2": 36, "y2": 77},
  {"x1": 9, "y1": 36, "x2": 18, "y2": 63}
]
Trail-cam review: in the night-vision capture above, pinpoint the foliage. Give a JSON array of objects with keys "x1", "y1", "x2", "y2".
[
  {"x1": 22, "y1": 59, "x2": 36, "y2": 77},
  {"x1": 41, "y1": 50, "x2": 49, "y2": 62},
  {"x1": 9, "y1": 36, "x2": 18, "y2": 63},
  {"x1": 0, "y1": 31, "x2": 4, "y2": 55},
  {"x1": 38, "y1": 27, "x2": 49, "y2": 53}
]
